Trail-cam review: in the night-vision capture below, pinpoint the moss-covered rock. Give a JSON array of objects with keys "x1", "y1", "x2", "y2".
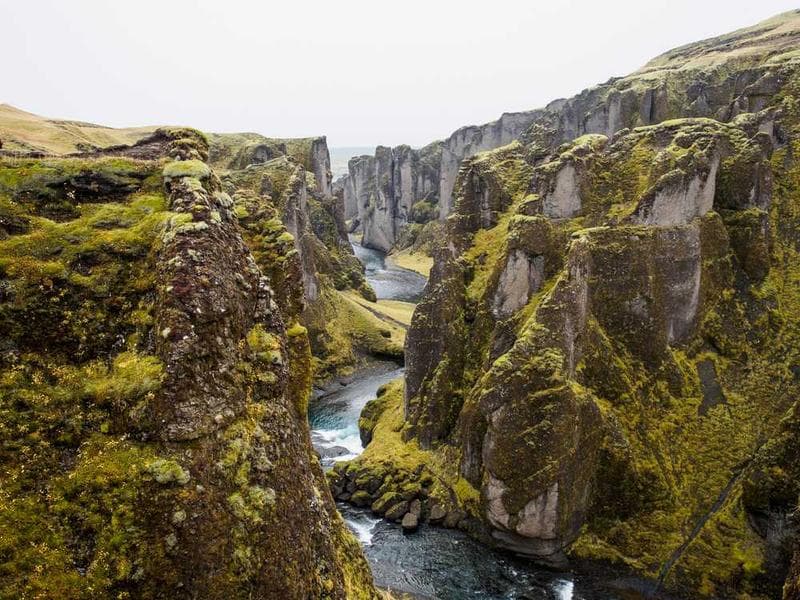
[
  {"x1": 218, "y1": 146, "x2": 392, "y2": 384},
  {"x1": 389, "y1": 43, "x2": 800, "y2": 599},
  {"x1": 0, "y1": 129, "x2": 377, "y2": 598}
]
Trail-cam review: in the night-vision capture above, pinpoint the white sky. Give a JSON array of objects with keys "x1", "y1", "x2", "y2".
[{"x1": 2, "y1": 0, "x2": 798, "y2": 147}]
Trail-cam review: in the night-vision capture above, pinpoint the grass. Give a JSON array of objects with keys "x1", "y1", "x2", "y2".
[
  {"x1": 388, "y1": 248, "x2": 433, "y2": 277},
  {"x1": 356, "y1": 379, "x2": 431, "y2": 473},
  {"x1": 304, "y1": 288, "x2": 405, "y2": 381},
  {"x1": 341, "y1": 290, "x2": 416, "y2": 328},
  {"x1": 0, "y1": 103, "x2": 156, "y2": 154},
  {"x1": 338, "y1": 291, "x2": 407, "y2": 347}
]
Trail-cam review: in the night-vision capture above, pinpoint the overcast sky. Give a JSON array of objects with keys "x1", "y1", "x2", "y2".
[{"x1": 3, "y1": 1, "x2": 798, "y2": 147}]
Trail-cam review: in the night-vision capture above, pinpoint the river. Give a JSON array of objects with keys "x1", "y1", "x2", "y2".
[{"x1": 308, "y1": 240, "x2": 622, "y2": 600}]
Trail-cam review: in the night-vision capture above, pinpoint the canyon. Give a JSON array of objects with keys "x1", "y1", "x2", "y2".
[{"x1": 2, "y1": 8, "x2": 800, "y2": 600}]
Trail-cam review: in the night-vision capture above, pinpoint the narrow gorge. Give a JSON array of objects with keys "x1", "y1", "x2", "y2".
[{"x1": 2, "y1": 7, "x2": 800, "y2": 600}]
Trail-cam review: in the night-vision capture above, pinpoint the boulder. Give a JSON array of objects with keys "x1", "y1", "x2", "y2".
[
  {"x1": 384, "y1": 501, "x2": 410, "y2": 522},
  {"x1": 371, "y1": 492, "x2": 403, "y2": 515},
  {"x1": 401, "y1": 512, "x2": 419, "y2": 532},
  {"x1": 443, "y1": 509, "x2": 466, "y2": 529},
  {"x1": 428, "y1": 504, "x2": 447, "y2": 524},
  {"x1": 409, "y1": 498, "x2": 422, "y2": 519},
  {"x1": 350, "y1": 491, "x2": 372, "y2": 508}
]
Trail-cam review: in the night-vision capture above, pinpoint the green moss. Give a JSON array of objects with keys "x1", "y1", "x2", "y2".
[
  {"x1": 303, "y1": 288, "x2": 404, "y2": 382},
  {"x1": 0, "y1": 189, "x2": 172, "y2": 359},
  {"x1": 0, "y1": 436, "x2": 180, "y2": 597},
  {"x1": 0, "y1": 156, "x2": 157, "y2": 197},
  {"x1": 286, "y1": 322, "x2": 308, "y2": 338},
  {"x1": 277, "y1": 231, "x2": 295, "y2": 244},
  {"x1": 452, "y1": 477, "x2": 480, "y2": 510},
  {"x1": 464, "y1": 209, "x2": 514, "y2": 301},
  {"x1": 227, "y1": 486, "x2": 276, "y2": 523},
  {"x1": 162, "y1": 159, "x2": 210, "y2": 180},
  {"x1": 82, "y1": 352, "x2": 164, "y2": 407},
  {"x1": 287, "y1": 328, "x2": 313, "y2": 414},
  {"x1": 145, "y1": 458, "x2": 190, "y2": 485},
  {"x1": 246, "y1": 323, "x2": 280, "y2": 353}
]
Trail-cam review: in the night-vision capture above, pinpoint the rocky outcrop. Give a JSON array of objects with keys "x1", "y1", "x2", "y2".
[
  {"x1": 310, "y1": 137, "x2": 333, "y2": 198},
  {"x1": 0, "y1": 129, "x2": 377, "y2": 598},
  {"x1": 492, "y1": 249, "x2": 544, "y2": 318},
  {"x1": 217, "y1": 135, "x2": 394, "y2": 382},
  {"x1": 403, "y1": 116, "x2": 785, "y2": 574},
  {"x1": 333, "y1": 173, "x2": 358, "y2": 220},
  {"x1": 207, "y1": 132, "x2": 334, "y2": 201},
  {"x1": 344, "y1": 142, "x2": 441, "y2": 252},
  {"x1": 439, "y1": 110, "x2": 542, "y2": 216}
]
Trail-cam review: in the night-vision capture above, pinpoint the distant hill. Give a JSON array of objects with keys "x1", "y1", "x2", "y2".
[{"x1": 0, "y1": 104, "x2": 158, "y2": 154}]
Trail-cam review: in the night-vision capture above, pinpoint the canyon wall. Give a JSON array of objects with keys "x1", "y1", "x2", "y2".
[
  {"x1": 211, "y1": 133, "x2": 401, "y2": 382},
  {"x1": 0, "y1": 129, "x2": 378, "y2": 598},
  {"x1": 344, "y1": 142, "x2": 441, "y2": 252},
  {"x1": 344, "y1": 10, "x2": 800, "y2": 255},
  {"x1": 336, "y1": 10, "x2": 800, "y2": 599}
]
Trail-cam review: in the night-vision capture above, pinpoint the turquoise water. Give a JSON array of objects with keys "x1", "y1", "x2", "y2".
[{"x1": 351, "y1": 238, "x2": 428, "y2": 302}]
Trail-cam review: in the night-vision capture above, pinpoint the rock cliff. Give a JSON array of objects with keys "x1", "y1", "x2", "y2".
[
  {"x1": 344, "y1": 10, "x2": 800, "y2": 258},
  {"x1": 336, "y1": 10, "x2": 800, "y2": 599},
  {"x1": 0, "y1": 129, "x2": 377, "y2": 598},
  {"x1": 343, "y1": 142, "x2": 441, "y2": 252}
]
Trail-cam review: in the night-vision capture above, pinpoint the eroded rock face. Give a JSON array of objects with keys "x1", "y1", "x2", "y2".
[
  {"x1": 404, "y1": 242, "x2": 468, "y2": 448},
  {"x1": 282, "y1": 167, "x2": 321, "y2": 302},
  {"x1": 439, "y1": 111, "x2": 542, "y2": 216},
  {"x1": 492, "y1": 250, "x2": 544, "y2": 318},
  {"x1": 398, "y1": 33, "x2": 800, "y2": 592},
  {"x1": 0, "y1": 130, "x2": 377, "y2": 599},
  {"x1": 633, "y1": 155, "x2": 719, "y2": 226},
  {"x1": 542, "y1": 163, "x2": 582, "y2": 219},
  {"x1": 334, "y1": 173, "x2": 358, "y2": 220},
  {"x1": 310, "y1": 137, "x2": 333, "y2": 198},
  {"x1": 345, "y1": 142, "x2": 441, "y2": 252}
]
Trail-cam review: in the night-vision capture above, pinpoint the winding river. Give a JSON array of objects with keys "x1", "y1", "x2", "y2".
[{"x1": 309, "y1": 241, "x2": 620, "y2": 600}]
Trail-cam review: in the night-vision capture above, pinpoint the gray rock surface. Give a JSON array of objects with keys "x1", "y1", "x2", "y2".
[
  {"x1": 344, "y1": 142, "x2": 441, "y2": 251},
  {"x1": 401, "y1": 512, "x2": 419, "y2": 532}
]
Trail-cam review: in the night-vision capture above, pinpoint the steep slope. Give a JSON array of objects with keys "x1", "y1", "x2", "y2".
[
  {"x1": 0, "y1": 129, "x2": 377, "y2": 598},
  {"x1": 335, "y1": 12, "x2": 800, "y2": 599}
]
